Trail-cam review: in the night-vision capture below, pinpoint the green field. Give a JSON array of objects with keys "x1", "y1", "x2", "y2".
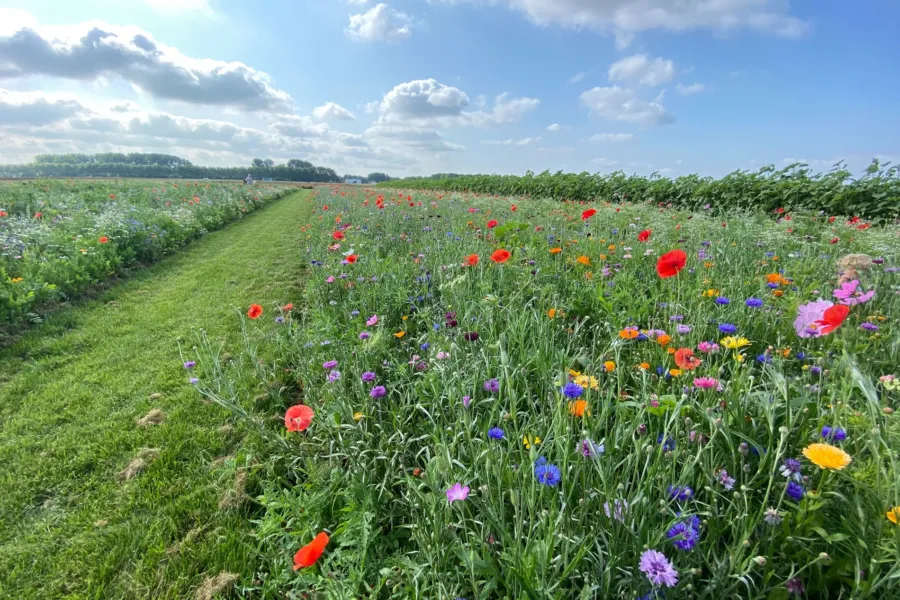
[{"x1": 0, "y1": 190, "x2": 312, "y2": 599}]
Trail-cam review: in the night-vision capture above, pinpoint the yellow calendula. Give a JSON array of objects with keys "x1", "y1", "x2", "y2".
[
  {"x1": 721, "y1": 336, "x2": 751, "y2": 349},
  {"x1": 702, "y1": 288, "x2": 720, "y2": 298},
  {"x1": 10, "y1": 277, "x2": 23, "y2": 283},
  {"x1": 574, "y1": 374, "x2": 600, "y2": 390},
  {"x1": 523, "y1": 435, "x2": 542, "y2": 449},
  {"x1": 393, "y1": 331, "x2": 406, "y2": 338},
  {"x1": 803, "y1": 443, "x2": 852, "y2": 471},
  {"x1": 353, "y1": 412, "x2": 363, "y2": 421}
]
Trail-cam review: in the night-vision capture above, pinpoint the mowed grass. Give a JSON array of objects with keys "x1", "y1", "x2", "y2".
[{"x1": 0, "y1": 190, "x2": 313, "y2": 599}]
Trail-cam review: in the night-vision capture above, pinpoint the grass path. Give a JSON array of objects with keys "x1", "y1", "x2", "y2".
[{"x1": 0, "y1": 190, "x2": 313, "y2": 599}]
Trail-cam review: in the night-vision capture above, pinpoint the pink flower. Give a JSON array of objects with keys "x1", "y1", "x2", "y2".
[
  {"x1": 366, "y1": 314, "x2": 378, "y2": 326},
  {"x1": 833, "y1": 280, "x2": 875, "y2": 306},
  {"x1": 697, "y1": 341, "x2": 720, "y2": 353},
  {"x1": 794, "y1": 300, "x2": 832, "y2": 338},
  {"x1": 693, "y1": 377, "x2": 718, "y2": 389},
  {"x1": 326, "y1": 276, "x2": 335, "y2": 283},
  {"x1": 446, "y1": 483, "x2": 469, "y2": 503}
]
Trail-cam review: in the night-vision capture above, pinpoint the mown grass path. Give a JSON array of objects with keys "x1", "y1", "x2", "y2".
[{"x1": 0, "y1": 190, "x2": 313, "y2": 599}]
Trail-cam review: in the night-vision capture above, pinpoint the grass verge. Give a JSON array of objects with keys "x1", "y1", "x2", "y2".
[{"x1": 0, "y1": 190, "x2": 313, "y2": 599}]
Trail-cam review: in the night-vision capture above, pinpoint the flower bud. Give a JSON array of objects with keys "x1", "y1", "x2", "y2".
[{"x1": 753, "y1": 556, "x2": 767, "y2": 567}]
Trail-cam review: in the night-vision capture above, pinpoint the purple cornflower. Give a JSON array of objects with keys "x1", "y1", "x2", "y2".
[
  {"x1": 580, "y1": 439, "x2": 604, "y2": 458},
  {"x1": 484, "y1": 378, "x2": 500, "y2": 394},
  {"x1": 327, "y1": 369, "x2": 341, "y2": 383},
  {"x1": 534, "y1": 457, "x2": 562, "y2": 486},
  {"x1": 462, "y1": 395, "x2": 471, "y2": 408},
  {"x1": 488, "y1": 427, "x2": 505, "y2": 440},
  {"x1": 638, "y1": 549, "x2": 679, "y2": 588},
  {"x1": 745, "y1": 297, "x2": 764, "y2": 308},
  {"x1": 810, "y1": 366, "x2": 822, "y2": 376},
  {"x1": 786, "y1": 578, "x2": 805, "y2": 596},
  {"x1": 821, "y1": 425, "x2": 847, "y2": 441},
  {"x1": 669, "y1": 315, "x2": 684, "y2": 322},
  {"x1": 370, "y1": 385, "x2": 386, "y2": 398},
  {"x1": 189, "y1": 377, "x2": 199, "y2": 385},
  {"x1": 668, "y1": 485, "x2": 694, "y2": 502},
  {"x1": 717, "y1": 469, "x2": 736, "y2": 491},
  {"x1": 860, "y1": 322, "x2": 879, "y2": 331},
  {"x1": 786, "y1": 480, "x2": 804, "y2": 501},
  {"x1": 562, "y1": 382, "x2": 584, "y2": 399},
  {"x1": 667, "y1": 515, "x2": 701, "y2": 551},
  {"x1": 275, "y1": 316, "x2": 285, "y2": 324},
  {"x1": 323, "y1": 360, "x2": 338, "y2": 370},
  {"x1": 359, "y1": 331, "x2": 371, "y2": 340},
  {"x1": 657, "y1": 435, "x2": 675, "y2": 452},
  {"x1": 718, "y1": 323, "x2": 737, "y2": 334},
  {"x1": 361, "y1": 371, "x2": 376, "y2": 383},
  {"x1": 764, "y1": 507, "x2": 782, "y2": 525},
  {"x1": 463, "y1": 331, "x2": 479, "y2": 342},
  {"x1": 676, "y1": 324, "x2": 691, "y2": 334},
  {"x1": 715, "y1": 296, "x2": 731, "y2": 305},
  {"x1": 603, "y1": 498, "x2": 629, "y2": 522},
  {"x1": 183, "y1": 361, "x2": 196, "y2": 369},
  {"x1": 780, "y1": 458, "x2": 803, "y2": 481}
]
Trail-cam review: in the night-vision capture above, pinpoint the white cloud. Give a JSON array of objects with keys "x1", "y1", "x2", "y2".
[
  {"x1": 608, "y1": 54, "x2": 674, "y2": 87},
  {"x1": 592, "y1": 157, "x2": 621, "y2": 168},
  {"x1": 467, "y1": 92, "x2": 540, "y2": 127},
  {"x1": 0, "y1": 10, "x2": 292, "y2": 111},
  {"x1": 568, "y1": 72, "x2": 584, "y2": 84},
  {"x1": 269, "y1": 114, "x2": 330, "y2": 137},
  {"x1": 482, "y1": 137, "x2": 541, "y2": 146},
  {"x1": 589, "y1": 132, "x2": 633, "y2": 142},
  {"x1": 312, "y1": 101, "x2": 356, "y2": 121},
  {"x1": 675, "y1": 82, "x2": 706, "y2": 95},
  {"x1": 546, "y1": 123, "x2": 561, "y2": 131},
  {"x1": 0, "y1": 89, "x2": 87, "y2": 126},
  {"x1": 431, "y1": 0, "x2": 810, "y2": 41},
  {"x1": 346, "y1": 3, "x2": 412, "y2": 43},
  {"x1": 580, "y1": 85, "x2": 674, "y2": 125},
  {"x1": 363, "y1": 122, "x2": 464, "y2": 155},
  {"x1": 139, "y1": 0, "x2": 212, "y2": 14}
]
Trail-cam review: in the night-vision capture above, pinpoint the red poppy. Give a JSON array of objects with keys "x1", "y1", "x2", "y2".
[
  {"x1": 830, "y1": 237, "x2": 839, "y2": 244},
  {"x1": 487, "y1": 220, "x2": 498, "y2": 229},
  {"x1": 581, "y1": 208, "x2": 597, "y2": 220},
  {"x1": 284, "y1": 404, "x2": 314, "y2": 432},
  {"x1": 293, "y1": 532, "x2": 329, "y2": 569},
  {"x1": 816, "y1": 305, "x2": 850, "y2": 335},
  {"x1": 346, "y1": 254, "x2": 358, "y2": 264},
  {"x1": 637, "y1": 229, "x2": 651, "y2": 242},
  {"x1": 828, "y1": 216, "x2": 836, "y2": 223},
  {"x1": 490, "y1": 249, "x2": 511, "y2": 263},
  {"x1": 247, "y1": 304, "x2": 263, "y2": 319},
  {"x1": 510, "y1": 205, "x2": 518, "y2": 212},
  {"x1": 283, "y1": 303, "x2": 294, "y2": 311},
  {"x1": 109, "y1": 194, "x2": 116, "y2": 199},
  {"x1": 656, "y1": 249, "x2": 687, "y2": 278},
  {"x1": 322, "y1": 205, "x2": 328, "y2": 211},
  {"x1": 464, "y1": 254, "x2": 479, "y2": 267},
  {"x1": 34, "y1": 212, "x2": 42, "y2": 219},
  {"x1": 674, "y1": 348, "x2": 702, "y2": 370},
  {"x1": 98, "y1": 236, "x2": 109, "y2": 244},
  {"x1": 332, "y1": 231, "x2": 345, "y2": 240}
]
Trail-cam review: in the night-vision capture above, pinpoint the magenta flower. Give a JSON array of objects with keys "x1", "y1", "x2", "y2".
[
  {"x1": 366, "y1": 314, "x2": 378, "y2": 326},
  {"x1": 693, "y1": 377, "x2": 718, "y2": 389},
  {"x1": 446, "y1": 483, "x2": 469, "y2": 503},
  {"x1": 639, "y1": 549, "x2": 679, "y2": 588},
  {"x1": 833, "y1": 280, "x2": 875, "y2": 306},
  {"x1": 794, "y1": 300, "x2": 832, "y2": 338},
  {"x1": 697, "y1": 341, "x2": 719, "y2": 353}
]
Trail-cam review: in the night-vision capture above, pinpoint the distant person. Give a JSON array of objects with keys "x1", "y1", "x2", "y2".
[{"x1": 244, "y1": 173, "x2": 253, "y2": 185}]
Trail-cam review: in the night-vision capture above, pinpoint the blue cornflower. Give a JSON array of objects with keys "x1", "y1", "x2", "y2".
[
  {"x1": 667, "y1": 515, "x2": 701, "y2": 551},
  {"x1": 821, "y1": 425, "x2": 847, "y2": 441},
  {"x1": 810, "y1": 366, "x2": 822, "y2": 375},
  {"x1": 534, "y1": 457, "x2": 562, "y2": 486},
  {"x1": 433, "y1": 323, "x2": 441, "y2": 331},
  {"x1": 757, "y1": 354, "x2": 773, "y2": 364},
  {"x1": 562, "y1": 382, "x2": 584, "y2": 399},
  {"x1": 786, "y1": 481, "x2": 804, "y2": 501},
  {"x1": 796, "y1": 352, "x2": 806, "y2": 360},
  {"x1": 657, "y1": 435, "x2": 675, "y2": 452},
  {"x1": 715, "y1": 296, "x2": 730, "y2": 305},
  {"x1": 718, "y1": 323, "x2": 737, "y2": 334},
  {"x1": 484, "y1": 378, "x2": 500, "y2": 394},
  {"x1": 488, "y1": 427, "x2": 505, "y2": 440},
  {"x1": 183, "y1": 361, "x2": 196, "y2": 369},
  {"x1": 766, "y1": 282, "x2": 780, "y2": 289},
  {"x1": 420, "y1": 342, "x2": 430, "y2": 351},
  {"x1": 779, "y1": 458, "x2": 803, "y2": 481},
  {"x1": 275, "y1": 316, "x2": 285, "y2": 324},
  {"x1": 667, "y1": 485, "x2": 694, "y2": 502},
  {"x1": 745, "y1": 297, "x2": 764, "y2": 308}
]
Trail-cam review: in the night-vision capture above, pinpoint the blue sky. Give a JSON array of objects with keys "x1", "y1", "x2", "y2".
[{"x1": 0, "y1": 0, "x2": 898, "y2": 178}]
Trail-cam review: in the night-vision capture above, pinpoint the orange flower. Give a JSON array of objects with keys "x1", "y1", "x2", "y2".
[
  {"x1": 568, "y1": 400, "x2": 589, "y2": 417},
  {"x1": 464, "y1": 253, "x2": 479, "y2": 267},
  {"x1": 393, "y1": 331, "x2": 406, "y2": 338},
  {"x1": 766, "y1": 273, "x2": 784, "y2": 285},
  {"x1": 674, "y1": 348, "x2": 702, "y2": 370},
  {"x1": 98, "y1": 236, "x2": 109, "y2": 244},
  {"x1": 656, "y1": 334, "x2": 671, "y2": 347},
  {"x1": 284, "y1": 405, "x2": 314, "y2": 432},
  {"x1": 802, "y1": 443, "x2": 851, "y2": 470},
  {"x1": 549, "y1": 247, "x2": 562, "y2": 254},
  {"x1": 619, "y1": 328, "x2": 639, "y2": 340},
  {"x1": 639, "y1": 362, "x2": 650, "y2": 370},
  {"x1": 247, "y1": 304, "x2": 263, "y2": 319},
  {"x1": 490, "y1": 249, "x2": 511, "y2": 263},
  {"x1": 773, "y1": 289, "x2": 784, "y2": 297},
  {"x1": 576, "y1": 255, "x2": 591, "y2": 266},
  {"x1": 887, "y1": 507, "x2": 900, "y2": 525},
  {"x1": 293, "y1": 532, "x2": 330, "y2": 570},
  {"x1": 603, "y1": 360, "x2": 616, "y2": 373},
  {"x1": 547, "y1": 308, "x2": 557, "y2": 318}
]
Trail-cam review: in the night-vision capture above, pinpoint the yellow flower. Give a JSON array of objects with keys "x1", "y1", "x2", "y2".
[
  {"x1": 353, "y1": 412, "x2": 363, "y2": 421},
  {"x1": 702, "y1": 288, "x2": 720, "y2": 298},
  {"x1": 887, "y1": 507, "x2": 900, "y2": 524},
  {"x1": 574, "y1": 375, "x2": 599, "y2": 390},
  {"x1": 802, "y1": 443, "x2": 852, "y2": 470},
  {"x1": 721, "y1": 336, "x2": 751, "y2": 349},
  {"x1": 10, "y1": 277, "x2": 23, "y2": 283},
  {"x1": 523, "y1": 435, "x2": 542, "y2": 449},
  {"x1": 393, "y1": 331, "x2": 406, "y2": 338},
  {"x1": 669, "y1": 368, "x2": 683, "y2": 377},
  {"x1": 608, "y1": 244, "x2": 616, "y2": 251},
  {"x1": 604, "y1": 360, "x2": 616, "y2": 373},
  {"x1": 568, "y1": 369, "x2": 582, "y2": 377},
  {"x1": 401, "y1": 315, "x2": 409, "y2": 321}
]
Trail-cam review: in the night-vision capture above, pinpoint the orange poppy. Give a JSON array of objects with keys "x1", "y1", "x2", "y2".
[
  {"x1": 490, "y1": 249, "x2": 511, "y2": 263},
  {"x1": 464, "y1": 254, "x2": 479, "y2": 267},
  {"x1": 293, "y1": 532, "x2": 329, "y2": 569},
  {"x1": 674, "y1": 348, "x2": 702, "y2": 370},
  {"x1": 284, "y1": 404, "x2": 314, "y2": 432},
  {"x1": 247, "y1": 304, "x2": 263, "y2": 319}
]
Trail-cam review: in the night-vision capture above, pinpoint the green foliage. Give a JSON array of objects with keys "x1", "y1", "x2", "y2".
[{"x1": 378, "y1": 160, "x2": 900, "y2": 221}]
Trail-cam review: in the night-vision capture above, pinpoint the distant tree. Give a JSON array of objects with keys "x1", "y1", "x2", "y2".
[
  {"x1": 287, "y1": 159, "x2": 313, "y2": 169},
  {"x1": 262, "y1": 158, "x2": 275, "y2": 168},
  {"x1": 343, "y1": 174, "x2": 364, "y2": 181},
  {"x1": 367, "y1": 172, "x2": 392, "y2": 183},
  {"x1": 251, "y1": 158, "x2": 265, "y2": 168}
]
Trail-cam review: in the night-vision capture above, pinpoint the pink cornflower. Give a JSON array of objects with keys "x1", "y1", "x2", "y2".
[
  {"x1": 693, "y1": 377, "x2": 718, "y2": 389},
  {"x1": 697, "y1": 341, "x2": 719, "y2": 353}
]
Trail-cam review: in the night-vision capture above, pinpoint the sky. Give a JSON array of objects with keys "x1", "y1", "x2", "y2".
[{"x1": 0, "y1": 0, "x2": 898, "y2": 178}]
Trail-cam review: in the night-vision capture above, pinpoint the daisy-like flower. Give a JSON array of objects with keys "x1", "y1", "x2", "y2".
[
  {"x1": 720, "y1": 336, "x2": 750, "y2": 349},
  {"x1": 638, "y1": 549, "x2": 679, "y2": 588},
  {"x1": 802, "y1": 443, "x2": 852, "y2": 470}
]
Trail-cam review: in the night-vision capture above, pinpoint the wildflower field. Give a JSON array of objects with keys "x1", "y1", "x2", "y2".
[
  {"x1": 196, "y1": 187, "x2": 900, "y2": 599},
  {"x1": 0, "y1": 179, "x2": 292, "y2": 327}
]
